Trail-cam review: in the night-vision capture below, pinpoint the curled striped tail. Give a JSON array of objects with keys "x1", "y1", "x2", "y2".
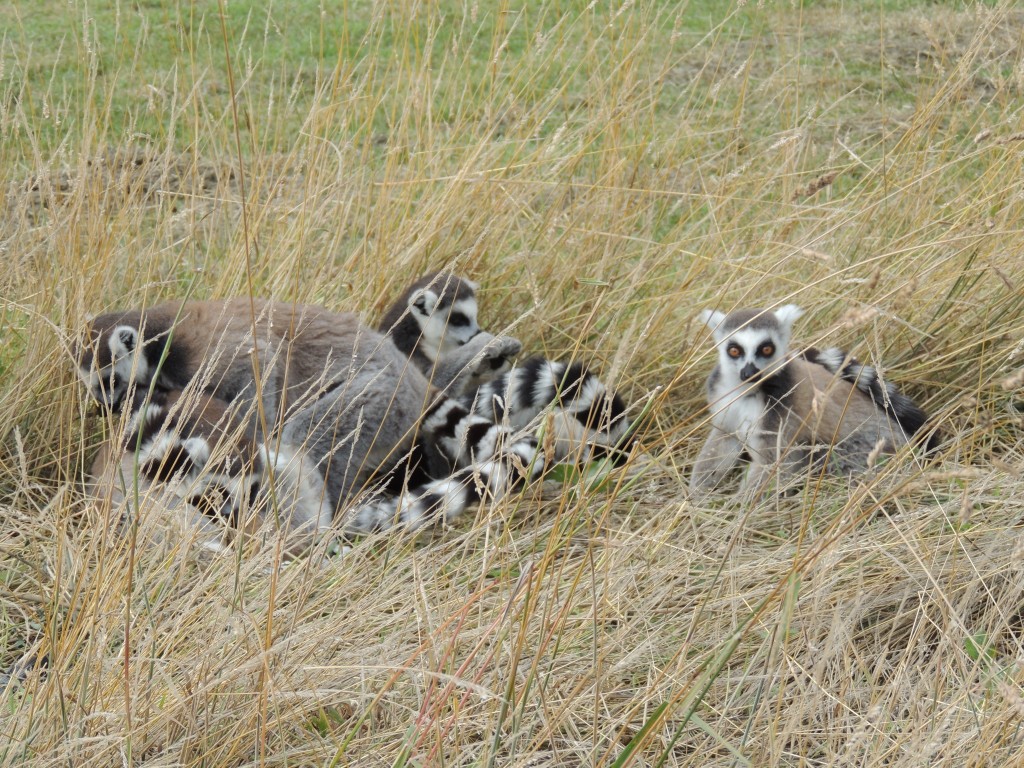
[
  {"x1": 338, "y1": 356, "x2": 635, "y2": 536},
  {"x1": 341, "y1": 437, "x2": 545, "y2": 534},
  {"x1": 93, "y1": 389, "x2": 334, "y2": 547},
  {"x1": 803, "y1": 347, "x2": 938, "y2": 451},
  {"x1": 337, "y1": 382, "x2": 564, "y2": 534},
  {"x1": 456, "y1": 358, "x2": 632, "y2": 463}
]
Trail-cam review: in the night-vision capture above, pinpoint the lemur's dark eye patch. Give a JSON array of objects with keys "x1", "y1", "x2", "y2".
[
  {"x1": 448, "y1": 313, "x2": 470, "y2": 327},
  {"x1": 759, "y1": 342, "x2": 775, "y2": 358},
  {"x1": 727, "y1": 344, "x2": 743, "y2": 359}
]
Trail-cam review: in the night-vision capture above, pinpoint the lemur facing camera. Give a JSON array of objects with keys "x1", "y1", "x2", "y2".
[
  {"x1": 690, "y1": 305, "x2": 935, "y2": 499},
  {"x1": 77, "y1": 274, "x2": 632, "y2": 551}
]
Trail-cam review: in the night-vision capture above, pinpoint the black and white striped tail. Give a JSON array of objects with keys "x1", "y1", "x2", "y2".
[
  {"x1": 339, "y1": 390, "x2": 557, "y2": 534},
  {"x1": 452, "y1": 358, "x2": 632, "y2": 463},
  {"x1": 122, "y1": 390, "x2": 259, "y2": 490},
  {"x1": 342, "y1": 438, "x2": 545, "y2": 534},
  {"x1": 803, "y1": 347, "x2": 938, "y2": 451},
  {"x1": 419, "y1": 396, "x2": 527, "y2": 468}
]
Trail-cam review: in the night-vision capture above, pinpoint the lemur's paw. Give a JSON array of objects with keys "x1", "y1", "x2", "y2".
[{"x1": 466, "y1": 333, "x2": 522, "y2": 381}]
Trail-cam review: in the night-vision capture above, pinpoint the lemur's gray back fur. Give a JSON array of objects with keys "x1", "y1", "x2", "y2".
[{"x1": 802, "y1": 347, "x2": 935, "y2": 450}]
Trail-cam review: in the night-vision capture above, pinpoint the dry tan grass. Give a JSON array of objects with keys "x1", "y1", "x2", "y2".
[{"x1": 2, "y1": 1, "x2": 1024, "y2": 765}]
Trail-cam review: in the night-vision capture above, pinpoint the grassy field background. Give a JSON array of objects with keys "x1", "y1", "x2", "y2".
[{"x1": 2, "y1": 0, "x2": 1024, "y2": 765}]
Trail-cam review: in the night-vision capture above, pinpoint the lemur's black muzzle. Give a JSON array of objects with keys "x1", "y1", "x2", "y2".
[{"x1": 740, "y1": 363, "x2": 759, "y2": 382}]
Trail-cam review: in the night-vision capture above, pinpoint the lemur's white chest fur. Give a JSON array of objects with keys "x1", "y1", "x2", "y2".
[{"x1": 709, "y1": 384, "x2": 766, "y2": 445}]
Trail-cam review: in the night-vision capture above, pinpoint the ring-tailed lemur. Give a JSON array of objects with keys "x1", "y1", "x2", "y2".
[
  {"x1": 77, "y1": 298, "x2": 548, "y2": 544},
  {"x1": 379, "y1": 272, "x2": 634, "y2": 463},
  {"x1": 689, "y1": 305, "x2": 934, "y2": 498},
  {"x1": 79, "y1": 270, "x2": 635, "y2": 546}
]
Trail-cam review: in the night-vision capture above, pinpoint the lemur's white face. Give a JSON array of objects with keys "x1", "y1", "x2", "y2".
[
  {"x1": 715, "y1": 326, "x2": 785, "y2": 387},
  {"x1": 701, "y1": 305, "x2": 803, "y2": 389},
  {"x1": 409, "y1": 289, "x2": 481, "y2": 362},
  {"x1": 77, "y1": 324, "x2": 148, "y2": 412}
]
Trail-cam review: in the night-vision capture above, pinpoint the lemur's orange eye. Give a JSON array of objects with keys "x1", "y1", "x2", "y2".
[
  {"x1": 760, "y1": 344, "x2": 775, "y2": 357},
  {"x1": 727, "y1": 344, "x2": 742, "y2": 359}
]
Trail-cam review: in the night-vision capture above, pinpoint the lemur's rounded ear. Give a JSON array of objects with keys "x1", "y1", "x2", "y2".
[
  {"x1": 113, "y1": 325, "x2": 139, "y2": 354},
  {"x1": 698, "y1": 309, "x2": 725, "y2": 329},
  {"x1": 410, "y1": 288, "x2": 440, "y2": 317},
  {"x1": 773, "y1": 304, "x2": 804, "y2": 329}
]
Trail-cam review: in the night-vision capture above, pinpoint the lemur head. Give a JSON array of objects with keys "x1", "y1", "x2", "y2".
[
  {"x1": 699, "y1": 305, "x2": 804, "y2": 387},
  {"x1": 76, "y1": 310, "x2": 148, "y2": 412},
  {"x1": 76, "y1": 310, "x2": 173, "y2": 412},
  {"x1": 380, "y1": 272, "x2": 482, "y2": 363}
]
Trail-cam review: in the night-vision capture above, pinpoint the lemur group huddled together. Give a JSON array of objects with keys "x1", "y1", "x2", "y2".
[
  {"x1": 75, "y1": 274, "x2": 936, "y2": 554},
  {"x1": 76, "y1": 274, "x2": 631, "y2": 552}
]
